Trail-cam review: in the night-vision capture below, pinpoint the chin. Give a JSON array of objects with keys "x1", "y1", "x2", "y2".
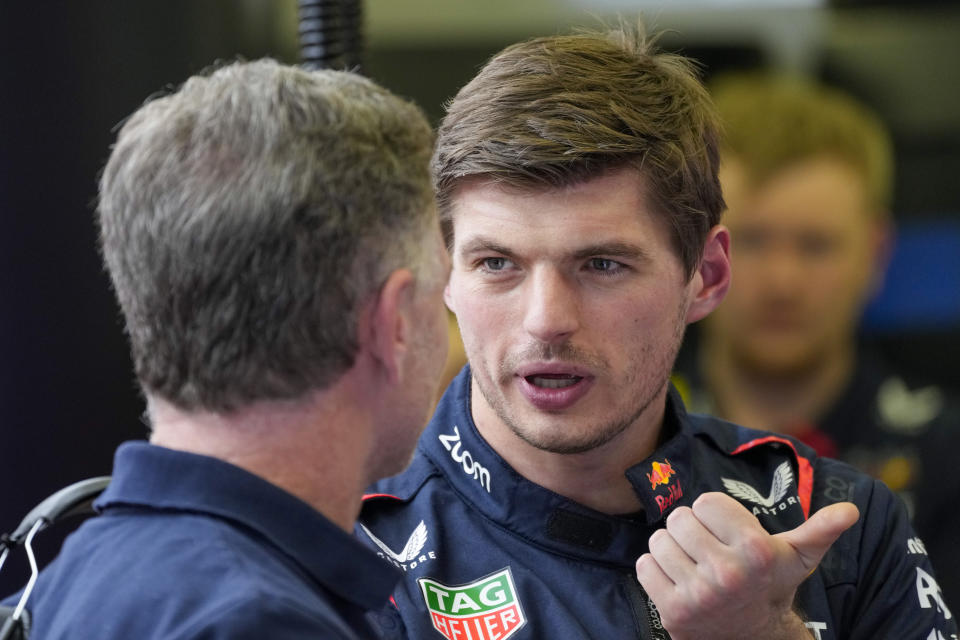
[
  {"x1": 736, "y1": 344, "x2": 824, "y2": 379},
  {"x1": 511, "y1": 419, "x2": 628, "y2": 456}
]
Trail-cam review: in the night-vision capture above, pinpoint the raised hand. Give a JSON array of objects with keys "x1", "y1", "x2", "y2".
[{"x1": 635, "y1": 492, "x2": 859, "y2": 640}]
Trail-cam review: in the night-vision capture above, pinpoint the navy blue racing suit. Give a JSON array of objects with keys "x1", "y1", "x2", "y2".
[
  {"x1": 358, "y1": 367, "x2": 957, "y2": 640},
  {"x1": 674, "y1": 347, "x2": 960, "y2": 613}
]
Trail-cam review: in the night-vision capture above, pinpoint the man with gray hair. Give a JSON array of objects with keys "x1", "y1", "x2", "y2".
[{"x1": 1, "y1": 59, "x2": 449, "y2": 638}]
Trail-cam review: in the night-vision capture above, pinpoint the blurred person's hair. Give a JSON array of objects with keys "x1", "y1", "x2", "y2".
[
  {"x1": 98, "y1": 59, "x2": 437, "y2": 412},
  {"x1": 711, "y1": 73, "x2": 893, "y2": 213},
  {"x1": 432, "y1": 22, "x2": 724, "y2": 280}
]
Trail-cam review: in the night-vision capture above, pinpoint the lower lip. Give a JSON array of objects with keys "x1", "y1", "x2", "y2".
[{"x1": 517, "y1": 376, "x2": 593, "y2": 411}]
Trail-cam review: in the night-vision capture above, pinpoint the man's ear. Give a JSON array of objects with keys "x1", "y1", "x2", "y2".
[
  {"x1": 443, "y1": 282, "x2": 455, "y2": 313},
  {"x1": 366, "y1": 268, "x2": 416, "y2": 385},
  {"x1": 685, "y1": 225, "x2": 732, "y2": 324}
]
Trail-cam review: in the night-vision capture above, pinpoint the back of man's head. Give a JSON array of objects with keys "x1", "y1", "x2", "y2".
[
  {"x1": 712, "y1": 73, "x2": 893, "y2": 214},
  {"x1": 98, "y1": 60, "x2": 436, "y2": 412},
  {"x1": 432, "y1": 23, "x2": 724, "y2": 280}
]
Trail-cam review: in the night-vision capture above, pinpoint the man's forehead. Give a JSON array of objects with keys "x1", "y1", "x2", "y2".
[
  {"x1": 447, "y1": 176, "x2": 670, "y2": 263},
  {"x1": 450, "y1": 166, "x2": 647, "y2": 200},
  {"x1": 448, "y1": 168, "x2": 654, "y2": 221},
  {"x1": 723, "y1": 156, "x2": 874, "y2": 228},
  {"x1": 724, "y1": 155, "x2": 869, "y2": 204}
]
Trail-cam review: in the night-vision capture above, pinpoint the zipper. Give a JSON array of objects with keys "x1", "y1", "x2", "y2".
[{"x1": 621, "y1": 573, "x2": 672, "y2": 640}]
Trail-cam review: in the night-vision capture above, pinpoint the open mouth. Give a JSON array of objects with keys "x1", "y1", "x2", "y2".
[
  {"x1": 517, "y1": 369, "x2": 592, "y2": 411},
  {"x1": 525, "y1": 374, "x2": 583, "y2": 389}
]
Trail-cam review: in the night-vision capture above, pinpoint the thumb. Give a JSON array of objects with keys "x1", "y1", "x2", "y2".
[{"x1": 775, "y1": 502, "x2": 859, "y2": 578}]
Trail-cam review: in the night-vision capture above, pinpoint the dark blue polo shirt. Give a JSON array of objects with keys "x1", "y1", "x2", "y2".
[{"x1": 3, "y1": 441, "x2": 398, "y2": 639}]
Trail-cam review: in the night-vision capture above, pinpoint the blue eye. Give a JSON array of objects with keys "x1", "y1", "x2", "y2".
[
  {"x1": 588, "y1": 258, "x2": 622, "y2": 273},
  {"x1": 482, "y1": 257, "x2": 510, "y2": 271}
]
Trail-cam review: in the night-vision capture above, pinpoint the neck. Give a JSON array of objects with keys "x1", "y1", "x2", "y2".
[
  {"x1": 472, "y1": 380, "x2": 665, "y2": 515},
  {"x1": 148, "y1": 382, "x2": 376, "y2": 532},
  {"x1": 702, "y1": 339, "x2": 855, "y2": 434}
]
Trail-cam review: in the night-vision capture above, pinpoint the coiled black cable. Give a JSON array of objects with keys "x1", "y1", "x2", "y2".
[{"x1": 298, "y1": 0, "x2": 364, "y2": 73}]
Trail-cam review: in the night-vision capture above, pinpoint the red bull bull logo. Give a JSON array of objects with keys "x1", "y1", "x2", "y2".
[{"x1": 647, "y1": 459, "x2": 676, "y2": 490}]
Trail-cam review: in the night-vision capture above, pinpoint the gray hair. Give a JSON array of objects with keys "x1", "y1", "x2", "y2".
[{"x1": 98, "y1": 59, "x2": 436, "y2": 411}]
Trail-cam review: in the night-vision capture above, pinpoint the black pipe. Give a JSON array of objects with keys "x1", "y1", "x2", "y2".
[{"x1": 298, "y1": 0, "x2": 364, "y2": 73}]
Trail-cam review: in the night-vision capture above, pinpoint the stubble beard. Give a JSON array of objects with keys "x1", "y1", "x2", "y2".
[{"x1": 472, "y1": 303, "x2": 689, "y2": 456}]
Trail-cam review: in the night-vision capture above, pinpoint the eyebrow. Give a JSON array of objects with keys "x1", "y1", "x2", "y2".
[
  {"x1": 458, "y1": 237, "x2": 652, "y2": 263},
  {"x1": 458, "y1": 236, "x2": 517, "y2": 258},
  {"x1": 571, "y1": 242, "x2": 652, "y2": 263}
]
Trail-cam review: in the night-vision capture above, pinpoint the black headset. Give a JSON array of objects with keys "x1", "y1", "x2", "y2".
[{"x1": 0, "y1": 477, "x2": 110, "y2": 640}]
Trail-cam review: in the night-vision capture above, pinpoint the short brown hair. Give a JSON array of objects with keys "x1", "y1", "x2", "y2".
[
  {"x1": 432, "y1": 24, "x2": 724, "y2": 278},
  {"x1": 711, "y1": 73, "x2": 893, "y2": 212}
]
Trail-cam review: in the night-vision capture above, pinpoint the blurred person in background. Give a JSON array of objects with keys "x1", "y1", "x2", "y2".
[
  {"x1": 358, "y1": 25, "x2": 955, "y2": 640},
  {"x1": 674, "y1": 72, "x2": 960, "y2": 611},
  {"x1": 1, "y1": 59, "x2": 449, "y2": 639}
]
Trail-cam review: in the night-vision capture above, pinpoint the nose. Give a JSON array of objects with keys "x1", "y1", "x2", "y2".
[
  {"x1": 761, "y1": 248, "x2": 805, "y2": 295},
  {"x1": 522, "y1": 267, "x2": 580, "y2": 344}
]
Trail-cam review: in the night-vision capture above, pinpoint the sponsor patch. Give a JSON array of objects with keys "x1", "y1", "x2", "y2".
[
  {"x1": 359, "y1": 520, "x2": 437, "y2": 572},
  {"x1": 908, "y1": 537, "x2": 929, "y2": 556},
  {"x1": 917, "y1": 567, "x2": 953, "y2": 620},
  {"x1": 439, "y1": 426, "x2": 492, "y2": 492},
  {"x1": 419, "y1": 568, "x2": 526, "y2": 640},
  {"x1": 877, "y1": 377, "x2": 943, "y2": 433},
  {"x1": 647, "y1": 459, "x2": 675, "y2": 489},
  {"x1": 647, "y1": 458, "x2": 683, "y2": 516},
  {"x1": 722, "y1": 460, "x2": 799, "y2": 517},
  {"x1": 805, "y1": 621, "x2": 828, "y2": 640}
]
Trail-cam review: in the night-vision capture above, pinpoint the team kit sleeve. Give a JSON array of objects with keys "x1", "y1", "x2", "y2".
[{"x1": 833, "y1": 476, "x2": 956, "y2": 640}]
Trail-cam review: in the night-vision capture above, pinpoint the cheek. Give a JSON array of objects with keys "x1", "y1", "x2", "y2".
[
  {"x1": 812, "y1": 258, "x2": 869, "y2": 305},
  {"x1": 724, "y1": 261, "x2": 764, "y2": 298},
  {"x1": 725, "y1": 282, "x2": 765, "y2": 319},
  {"x1": 450, "y1": 277, "x2": 516, "y2": 325},
  {"x1": 843, "y1": 253, "x2": 876, "y2": 298},
  {"x1": 602, "y1": 291, "x2": 679, "y2": 340},
  {"x1": 448, "y1": 293, "x2": 498, "y2": 358}
]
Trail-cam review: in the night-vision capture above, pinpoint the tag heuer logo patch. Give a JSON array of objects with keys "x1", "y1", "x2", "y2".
[{"x1": 418, "y1": 568, "x2": 526, "y2": 640}]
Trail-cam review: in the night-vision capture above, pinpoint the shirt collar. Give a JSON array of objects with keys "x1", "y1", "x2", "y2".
[
  {"x1": 420, "y1": 367, "x2": 698, "y2": 564},
  {"x1": 96, "y1": 441, "x2": 399, "y2": 610},
  {"x1": 624, "y1": 389, "x2": 698, "y2": 524}
]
